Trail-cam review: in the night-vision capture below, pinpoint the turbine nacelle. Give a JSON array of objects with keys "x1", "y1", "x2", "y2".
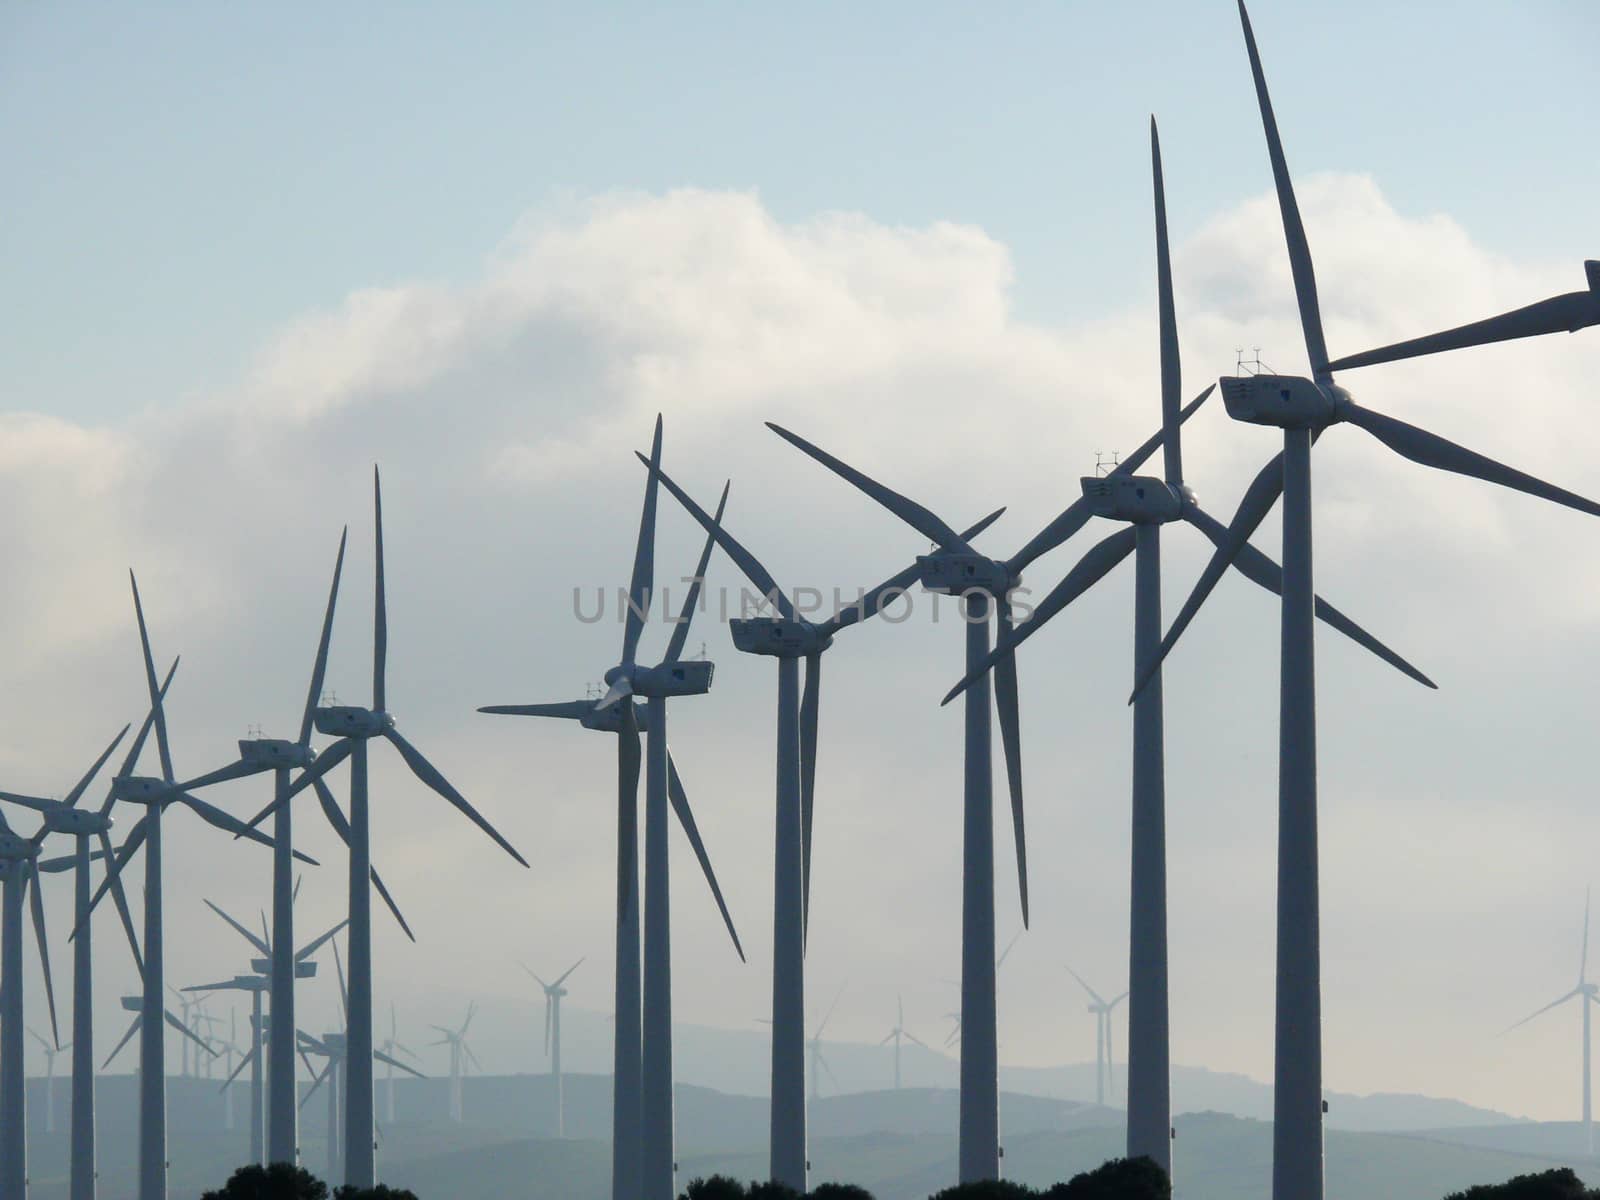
[
  {"x1": 915, "y1": 553, "x2": 1015, "y2": 597},
  {"x1": 602, "y1": 661, "x2": 715, "y2": 700},
  {"x1": 38, "y1": 807, "x2": 113, "y2": 836},
  {"x1": 1587, "y1": 259, "x2": 1599, "y2": 294},
  {"x1": 1079, "y1": 474, "x2": 1189, "y2": 524},
  {"x1": 729, "y1": 618, "x2": 832, "y2": 658},
  {"x1": 120, "y1": 996, "x2": 142, "y2": 1013},
  {"x1": 249, "y1": 957, "x2": 317, "y2": 979},
  {"x1": 0, "y1": 831, "x2": 39, "y2": 861},
  {"x1": 1219, "y1": 373, "x2": 1345, "y2": 429},
  {"x1": 313, "y1": 706, "x2": 394, "y2": 739},
  {"x1": 112, "y1": 775, "x2": 176, "y2": 805},
  {"x1": 239, "y1": 738, "x2": 315, "y2": 769}
]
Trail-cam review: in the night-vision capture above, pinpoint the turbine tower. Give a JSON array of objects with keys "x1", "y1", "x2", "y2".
[
  {"x1": 481, "y1": 420, "x2": 744, "y2": 1200},
  {"x1": 1065, "y1": 966, "x2": 1126, "y2": 1108},
  {"x1": 258, "y1": 467, "x2": 528, "y2": 1189},
  {"x1": 1504, "y1": 890, "x2": 1599, "y2": 1152},
  {"x1": 942, "y1": 118, "x2": 1429, "y2": 1176},
  {"x1": 644, "y1": 451, "x2": 1002, "y2": 1192},
  {"x1": 1133, "y1": 8, "x2": 1600, "y2": 1195},
  {"x1": 879, "y1": 997, "x2": 928, "y2": 1091},
  {"x1": 86, "y1": 574, "x2": 303, "y2": 1200},
  {"x1": 527, "y1": 957, "x2": 584, "y2": 1137},
  {"x1": 0, "y1": 810, "x2": 61, "y2": 1198},
  {"x1": 0, "y1": 708, "x2": 151, "y2": 1200}
]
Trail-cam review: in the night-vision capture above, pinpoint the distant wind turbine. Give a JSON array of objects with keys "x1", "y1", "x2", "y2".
[
  {"x1": 29, "y1": 1026, "x2": 72, "y2": 1135},
  {"x1": 808, "y1": 986, "x2": 845, "y2": 1103},
  {"x1": 430, "y1": 1003, "x2": 481, "y2": 1124},
  {"x1": 1504, "y1": 889, "x2": 1600, "y2": 1153},
  {"x1": 378, "y1": 1003, "x2": 418, "y2": 1124},
  {"x1": 526, "y1": 958, "x2": 584, "y2": 1138},
  {"x1": 880, "y1": 997, "x2": 929, "y2": 1091},
  {"x1": 1065, "y1": 966, "x2": 1127, "y2": 1108}
]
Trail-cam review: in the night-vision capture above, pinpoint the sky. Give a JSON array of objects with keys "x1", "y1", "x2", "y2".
[{"x1": 1, "y1": 0, "x2": 1598, "y2": 1126}]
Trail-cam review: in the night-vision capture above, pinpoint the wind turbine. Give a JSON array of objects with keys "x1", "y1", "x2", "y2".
[
  {"x1": 880, "y1": 997, "x2": 929, "y2": 1091},
  {"x1": 1064, "y1": 966, "x2": 1127, "y2": 1108},
  {"x1": 254, "y1": 467, "x2": 527, "y2": 1189},
  {"x1": 526, "y1": 957, "x2": 584, "y2": 1138},
  {"x1": 642, "y1": 451, "x2": 1004, "y2": 1193},
  {"x1": 941, "y1": 118, "x2": 1430, "y2": 1177},
  {"x1": 182, "y1": 526, "x2": 416, "y2": 1167},
  {"x1": 1504, "y1": 890, "x2": 1600, "y2": 1153},
  {"x1": 1328, "y1": 261, "x2": 1600, "y2": 372},
  {"x1": 85, "y1": 574, "x2": 303, "y2": 1200},
  {"x1": 0, "y1": 708, "x2": 151, "y2": 1200},
  {"x1": 0, "y1": 807, "x2": 63, "y2": 1196},
  {"x1": 186, "y1": 901, "x2": 347, "y2": 1164},
  {"x1": 808, "y1": 986, "x2": 845, "y2": 1103},
  {"x1": 378, "y1": 1003, "x2": 417, "y2": 1124},
  {"x1": 429, "y1": 1003, "x2": 481, "y2": 1124},
  {"x1": 29, "y1": 1026, "x2": 70, "y2": 1134},
  {"x1": 1126, "y1": 8, "x2": 1600, "y2": 1197},
  {"x1": 481, "y1": 419, "x2": 743, "y2": 1200}
]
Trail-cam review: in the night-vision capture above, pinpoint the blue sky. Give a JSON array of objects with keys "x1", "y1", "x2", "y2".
[{"x1": 3, "y1": 1, "x2": 1594, "y2": 424}]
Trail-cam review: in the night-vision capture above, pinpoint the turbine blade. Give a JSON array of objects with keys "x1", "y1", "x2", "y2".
[
  {"x1": 1064, "y1": 963, "x2": 1107, "y2": 1008},
  {"x1": 1502, "y1": 988, "x2": 1581, "y2": 1035},
  {"x1": 1183, "y1": 505, "x2": 1436, "y2": 688},
  {"x1": 384, "y1": 728, "x2": 529, "y2": 867},
  {"x1": 1583, "y1": 886, "x2": 1592, "y2": 986},
  {"x1": 26, "y1": 864, "x2": 61, "y2": 1047},
  {"x1": 593, "y1": 677, "x2": 634, "y2": 712},
  {"x1": 180, "y1": 791, "x2": 311, "y2": 861},
  {"x1": 376, "y1": 1048, "x2": 425, "y2": 1079},
  {"x1": 1328, "y1": 290, "x2": 1600, "y2": 372},
  {"x1": 373, "y1": 467, "x2": 388, "y2": 712},
  {"x1": 544, "y1": 996, "x2": 552, "y2": 1055},
  {"x1": 1151, "y1": 116, "x2": 1183, "y2": 486},
  {"x1": 222, "y1": 1043, "x2": 258, "y2": 1088},
  {"x1": 1238, "y1": 0, "x2": 1329, "y2": 377},
  {"x1": 996, "y1": 928, "x2": 1022, "y2": 970},
  {"x1": 623, "y1": 416, "x2": 664, "y2": 667},
  {"x1": 180, "y1": 759, "x2": 270, "y2": 792},
  {"x1": 0, "y1": 791, "x2": 61, "y2": 813},
  {"x1": 102, "y1": 1016, "x2": 142, "y2": 1068},
  {"x1": 943, "y1": 526, "x2": 1136, "y2": 706},
  {"x1": 666, "y1": 752, "x2": 744, "y2": 961},
  {"x1": 240, "y1": 738, "x2": 356, "y2": 832},
  {"x1": 993, "y1": 597, "x2": 1029, "y2": 928},
  {"x1": 553, "y1": 956, "x2": 585, "y2": 989},
  {"x1": 129, "y1": 571, "x2": 176, "y2": 782},
  {"x1": 294, "y1": 916, "x2": 350, "y2": 962},
  {"x1": 767, "y1": 422, "x2": 972, "y2": 551},
  {"x1": 98, "y1": 830, "x2": 144, "y2": 976},
  {"x1": 819, "y1": 510, "x2": 1005, "y2": 637},
  {"x1": 665, "y1": 480, "x2": 729, "y2": 663},
  {"x1": 477, "y1": 701, "x2": 593, "y2": 720},
  {"x1": 1005, "y1": 386, "x2": 1213, "y2": 574},
  {"x1": 105, "y1": 658, "x2": 179, "y2": 812},
  {"x1": 639, "y1": 452, "x2": 794, "y2": 620},
  {"x1": 81, "y1": 816, "x2": 149, "y2": 934},
  {"x1": 164, "y1": 1008, "x2": 217, "y2": 1058},
  {"x1": 301, "y1": 1060, "x2": 333, "y2": 1108},
  {"x1": 302, "y1": 527, "x2": 348, "y2": 745},
  {"x1": 799, "y1": 651, "x2": 820, "y2": 942},
  {"x1": 334, "y1": 940, "x2": 348, "y2": 1021},
  {"x1": 368, "y1": 862, "x2": 417, "y2": 944},
  {"x1": 1341, "y1": 401, "x2": 1600, "y2": 519},
  {"x1": 65, "y1": 724, "x2": 130, "y2": 807},
  {"x1": 204, "y1": 899, "x2": 271, "y2": 956},
  {"x1": 904, "y1": 1031, "x2": 930, "y2": 1050},
  {"x1": 1129, "y1": 444, "x2": 1290, "y2": 703}
]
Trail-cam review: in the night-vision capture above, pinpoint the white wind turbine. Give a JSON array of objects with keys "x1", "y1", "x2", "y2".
[
  {"x1": 29, "y1": 1027, "x2": 70, "y2": 1135},
  {"x1": 430, "y1": 1002, "x2": 481, "y2": 1124},
  {"x1": 879, "y1": 997, "x2": 929, "y2": 1091},
  {"x1": 1505, "y1": 890, "x2": 1600, "y2": 1152},
  {"x1": 1065, "y1": 966, "x2": 1127, "y2": 1109},
  {"x1": 527, "y1": 957, "x2": 584, "y2": 1138},
  {"x1": 378, "y1": 1003, "x2": 418, "y2": 1124}
]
